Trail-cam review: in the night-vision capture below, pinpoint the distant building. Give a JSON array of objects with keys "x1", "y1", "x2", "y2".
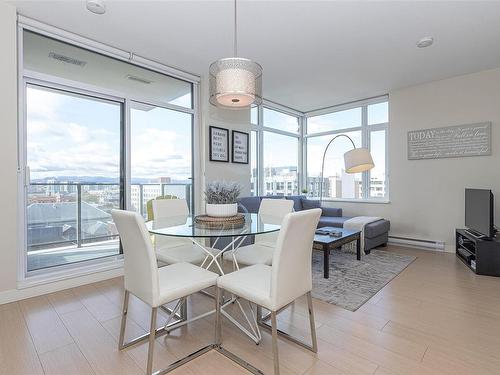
[{"x1": 262, "y1": 166, "x2": 298, "y2": 196}]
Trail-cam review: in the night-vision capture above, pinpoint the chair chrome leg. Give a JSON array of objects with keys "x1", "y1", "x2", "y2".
[
  {"x1": 257, "y1": 294, "x2": 317, "y2": 353},
  {"x1": 306, "y1": 292, "x2": 318, "y2": 353},
  {"x1": 118, "y1": 290, "x2": 130, "y2": 350},
  {"x1": 118, "y1": 292, "x2": 223, "y2": 374},
  {"x1": 146, "y1": 307, "x2": 158, "y2": 375},
  {"x1": 181, "y1": 296, "x2": 188, "y2": 320},
  {"x1": 256, "y1": 305, "x2": 262, "y2": 324},
  {"x1": 215, "y1": 287, "x2": 221, "y2": 346},
  {"x1": 271, "y1": 311, "x2": 280, "y2": 375}
]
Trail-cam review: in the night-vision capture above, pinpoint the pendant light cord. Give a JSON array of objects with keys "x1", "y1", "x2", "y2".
[{"x1": 234, "y1": 0, "x2": 238, "y2": 57}]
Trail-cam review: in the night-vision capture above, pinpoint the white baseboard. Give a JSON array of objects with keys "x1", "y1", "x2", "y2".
[{"x1": 0, "y1": 267, "x2": 124, "y2": 305}]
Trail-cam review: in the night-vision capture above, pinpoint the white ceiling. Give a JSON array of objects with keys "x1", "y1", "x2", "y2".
[{"x1": 10, "y1": 1, "x2": 500, "y2": 112}]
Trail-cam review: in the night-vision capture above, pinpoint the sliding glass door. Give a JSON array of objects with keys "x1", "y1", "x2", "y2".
[
  {"x1": 21, "y1": 29, "x2": 196, "y2": 276},
  {"x1": 25, "y1": 84, "x2": 123, "y2": 271}
]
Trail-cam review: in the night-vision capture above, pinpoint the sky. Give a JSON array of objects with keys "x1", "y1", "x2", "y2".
[
  {"x1": 27, "y1": 85, "x2": 121, "y2": 181},
  {"x1": 27, "y1": 85, "x2": 193, "y2": 183}
]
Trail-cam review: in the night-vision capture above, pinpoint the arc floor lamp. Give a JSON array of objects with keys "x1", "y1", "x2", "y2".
[{"x1": 318, "y1": 134, "x2": 375, "y2": 203}]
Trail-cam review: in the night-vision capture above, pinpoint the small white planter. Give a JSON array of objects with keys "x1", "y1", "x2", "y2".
[{"x1": 206, "y1": 203, "x2": 238, "y2": 218}]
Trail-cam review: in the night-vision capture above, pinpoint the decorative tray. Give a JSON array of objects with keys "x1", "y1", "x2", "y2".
[{"x1": 194, "y1": 213, "x2": 246, "y2": 229}]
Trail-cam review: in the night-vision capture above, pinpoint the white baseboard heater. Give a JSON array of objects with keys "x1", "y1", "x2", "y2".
[{"x1": 388, "y1": 235, "x2": 445, "y2": 251}]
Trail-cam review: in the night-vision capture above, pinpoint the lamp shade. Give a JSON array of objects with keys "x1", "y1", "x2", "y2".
[
  {"x1": 209, "y1": 57, "x2": 263, "y2": 109},
  {"x1": 344, "y1": 148, "x2": 375, "y2": 173}
]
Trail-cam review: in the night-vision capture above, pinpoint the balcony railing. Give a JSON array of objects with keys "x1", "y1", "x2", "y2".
[
  {"x1": 131, "y1": 183, "x2": 192, "y2": 218},
  {"x1": 27, "y1": 182, "x2": 192, "y2": 253}
]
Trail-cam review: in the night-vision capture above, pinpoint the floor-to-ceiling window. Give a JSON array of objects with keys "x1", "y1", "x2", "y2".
[
  {"x1": 26, "y1": 85, "x2": 123, "y2": 271},
  {"x1": 304, "y1": 97, "x2": 389, "y2": 200},
  {"x1": 251, "y1": 104, "x2": 301, "y2": 196},
  {"x1": 263, "y1": 132, "x2": 299, "y2": 196},
  {"x1": 21, "y1": 29, "x2": 196, "y2": 274},
  {"x1": 251, "y1": 97, "x2": 389, "y2": 201}
]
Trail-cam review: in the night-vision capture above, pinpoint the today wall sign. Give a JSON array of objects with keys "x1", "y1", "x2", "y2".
[{"x1": 407, "y1": 122, "x2": 492, "y2": 160}]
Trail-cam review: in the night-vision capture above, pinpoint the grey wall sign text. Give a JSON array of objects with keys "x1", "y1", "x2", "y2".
[{"x1": 408, "y1": 122, "x2": 491, "y2": 160}]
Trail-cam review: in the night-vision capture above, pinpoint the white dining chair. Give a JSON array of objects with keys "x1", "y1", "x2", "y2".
[
  {"x1": 111, "y1": 209, "x2": 219, "y2": 375},
  {"x1": 216, "y1": 208, "x2": 322, "y2": 375},
  {"x1": 227, "y1": 198, "x2": 294, "y2": 267},
  {"x1": 152, "y1": 199, "x2": 206, "y2": 265}
]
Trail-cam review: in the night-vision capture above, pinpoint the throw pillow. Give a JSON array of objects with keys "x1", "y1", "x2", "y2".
[{"x1": 301, "y1": 198, "x2": 321, "y2": 210}]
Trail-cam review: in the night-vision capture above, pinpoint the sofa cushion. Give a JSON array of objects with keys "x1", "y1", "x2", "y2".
[
  {"x1": 318, "y1": 216, "x2": 351, "y2": 228},
  {"x1": 301, "y1": 198, "x2": 321, "y2": 210},
  {"x1": 238, "y1": 196, "x2": 261, "y2": 213},
  {"x1": 364, "y1": 219, "x2": 391, "y2": 239},
  {"x1": 320, "y1": 207, "x2": 342, "y2": 217},
  {"x1": 285, "y1": 195, "x2": 305, "y2": 211}
]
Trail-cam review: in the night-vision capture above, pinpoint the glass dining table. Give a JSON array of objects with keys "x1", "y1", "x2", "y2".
[
  {"x1": 146, "y1": 213, "x2": 280, "y2": 365},
  {"x1": 147, "y1": 213, "x2": 280, "y2": 276}
]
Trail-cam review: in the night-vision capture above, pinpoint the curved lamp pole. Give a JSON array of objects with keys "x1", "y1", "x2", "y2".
[{"x1": 318, "y1": 134, "x2": 375, "y2": 204}]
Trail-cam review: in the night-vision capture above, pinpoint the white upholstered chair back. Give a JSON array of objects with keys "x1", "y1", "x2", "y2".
[
  {"x1": 270, "y1": 208, "x2": 321, "y2": 310},
  {"x1": 152, "y1": 199, "x2": 191, "y2": 249},
  {"x1": 256, "y1": 199, "x2": 294, "y2": 246},
  {"x1": 152, "y1": 198, "x2": 189, "y2": 218},
  {"x1": 112, "y1": 209, "x2": 159, "y2": 307}
]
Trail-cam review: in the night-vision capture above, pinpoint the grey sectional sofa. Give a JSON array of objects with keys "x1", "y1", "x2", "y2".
[{"x1": 237, "y1": 195, "x2": 390, "y2": 253}]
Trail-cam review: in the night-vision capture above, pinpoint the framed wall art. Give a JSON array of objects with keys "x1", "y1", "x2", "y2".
[
  {"x1": 209, "y1": 126, "x2": 229, "y2": 162},
  {"x1": 232, "y1": 130, "x2": 249, "y2": 164}
]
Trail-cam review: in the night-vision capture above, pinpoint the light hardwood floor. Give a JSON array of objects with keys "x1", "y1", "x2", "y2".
[{"x1": 1, "y1": 245, "x2": 500, "y2": 375}]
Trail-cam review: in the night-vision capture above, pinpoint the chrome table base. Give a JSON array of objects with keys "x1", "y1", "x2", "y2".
[{"x1": 192, "y1": 234, "x2": 263, "y2": 345}]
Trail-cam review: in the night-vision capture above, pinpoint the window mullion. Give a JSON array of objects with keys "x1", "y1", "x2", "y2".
[
  {"x1": 258, "y1": 106, "x2": 264, "y2": 195},
  {"x1": 124, "y1": 99, "x2": 131, "y2": 210},
  {"x1": 299, "y1": 114, "x2": 306, "y2": 194},
  {"x1": 361, "y1": 105, "x2": 369, "y2": 199}
]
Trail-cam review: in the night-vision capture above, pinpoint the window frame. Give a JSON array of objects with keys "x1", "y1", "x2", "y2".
[
  {"x1": 251, "y1": 97, "x2": 389, "y2": 202},
  {"x1": 304, "y1": 96, "x2": 389, "y2": 202},
  {"x1": 250, "y1": 101, "x2": 302, "y2": 196},
  {"x1": 17, "y1": 20, "x2": 200, "y2": 283}
]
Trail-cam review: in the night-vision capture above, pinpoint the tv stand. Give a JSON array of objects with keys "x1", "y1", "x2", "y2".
[{"x1": 456, "y1": 229, "x2": 500, "y2": 276}]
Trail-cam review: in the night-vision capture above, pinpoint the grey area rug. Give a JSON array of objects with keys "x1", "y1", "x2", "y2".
[{"x1": 312, "y1": 249, "x2": 416, "y2": 311}]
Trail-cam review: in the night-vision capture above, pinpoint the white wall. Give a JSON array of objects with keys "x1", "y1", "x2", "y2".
[
  {"x1": 199, "y1": 77, "x2": 251, "y2": 211},
  {"x1": 326, "y1": 67, "x2": 500, "y2": 251},
  {"x1": 0, "y1": 1, "x2": 19, "y2": 292}
]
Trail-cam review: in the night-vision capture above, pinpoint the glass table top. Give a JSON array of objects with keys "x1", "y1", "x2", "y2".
[{"x1": 146, "y1": 213, "x2": 281, "y2": 238}]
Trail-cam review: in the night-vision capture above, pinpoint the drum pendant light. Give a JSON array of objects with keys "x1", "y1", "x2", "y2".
[{"x1": 209, "y1": 0, "x2": 263, "y2": 109}]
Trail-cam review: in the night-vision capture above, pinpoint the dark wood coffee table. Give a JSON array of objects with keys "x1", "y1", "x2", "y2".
[{"x1": 313, "y1": 227, "x2": 361, "y2": 279}]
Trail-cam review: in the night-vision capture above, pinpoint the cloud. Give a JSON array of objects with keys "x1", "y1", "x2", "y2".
[
  {"x1": 27, "y1": 89, "x2": 192, "y2": 181},
  {"x1": 131, "y1": 127, "x2": 191, "y2": 180},
  {"x1": 27, "y1": 86, "x2": 62, "y2": 121}
]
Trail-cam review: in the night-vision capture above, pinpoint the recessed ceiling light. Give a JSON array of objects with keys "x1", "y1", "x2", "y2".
[
  {"x1": 86, "y1": 0, "x2": 106, "y2": 15},
  {"x1": 416, "y1": 37, "x2": 434, "y2": 48}
]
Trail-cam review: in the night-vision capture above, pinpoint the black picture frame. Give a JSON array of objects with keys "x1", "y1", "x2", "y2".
[
  {"x1": 232, "y1": 130, "x2": 249, "y2": 164},
  {"x1": 209, "y1": 126, "x2": 229, "y2": 162}
]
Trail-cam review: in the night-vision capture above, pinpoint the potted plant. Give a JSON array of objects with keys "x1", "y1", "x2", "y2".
[{"x1": 204, "y1": 181, "x2": 242, "y2": 217}]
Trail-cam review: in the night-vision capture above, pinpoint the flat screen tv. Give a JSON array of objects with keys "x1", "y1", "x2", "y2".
[{"x1": 465, "y1": 188, "x2": 494, "y2": 238}]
